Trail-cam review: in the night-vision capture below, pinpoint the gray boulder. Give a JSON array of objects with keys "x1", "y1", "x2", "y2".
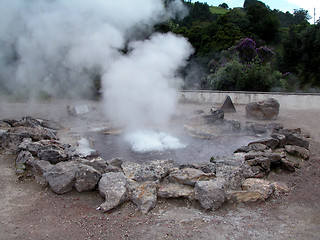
[
  {"x1": 38, "y1": 144, "x2": 69, "y2": 164},
  {"x1": 75, "y1": 165, "x2": 102, "y2": 192},
  {"x1": 127, "y1": 180, "x2": 159, "y2": 213},
  {"x1": 246, "y1": 98, "x2": 280, "y2": 120},
  {"x1": 44, "y1": 161, "x2": 80, "y2": 194},
  {"x1": 195, "y1": 178, "x2": 226, "y2": 210},
  {"x1": 26, "y1": 158, "x2": 53, "y2": 186},
  {"x1": 98, "y1": 172, "x2": 127, "y2": 212},
  {"x1": 122, "y1": 160, "x2": 177, "y2": 182}
]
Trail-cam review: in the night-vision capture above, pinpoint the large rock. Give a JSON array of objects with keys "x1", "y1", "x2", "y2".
[
  {"x1": 44, "y1": 161, "x2": 80, "y2": 194},
  {"x1": 215, "y1": 163, "x2": 253, "y2": 189},
  {"x1": 98, "y1": 172, "x2": 127, "y2": 212},
  {"x1": 169, "y1": 168, "x2": 215, "y2": 186},
  {"x1": 194, "y1": 178, "x2": 226, "y2": 210},
  {"x1": 75, "y1": 165, "x2": 102, "y2": 192},
  {"x1": 122, "y1": 160, "x2": 177, "y2": 182},
  {"x1": 133, "y1": 160, "x2": 178, "y2": 182},
  {"x1": 127, "y1": 180, "x2": 159, "y2": 213},
  {"x1": 245, "y1": 98, "x2": 280, "y2": 120},
  {"x1": 26, "y1": 158, "x2": 53, "y2": 186}
]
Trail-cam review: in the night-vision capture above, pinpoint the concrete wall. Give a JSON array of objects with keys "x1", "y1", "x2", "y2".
[{"x1": 180, "y1": 90, "x2": 320, "y2": 110}]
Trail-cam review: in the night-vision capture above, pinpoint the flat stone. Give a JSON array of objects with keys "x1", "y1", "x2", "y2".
[
  {"x1": 169, "y1": 168, "x2": 215, "y2": 186},
  {"x1": 285, "y1": 145, "x2": 310, "y2": 160},
  {"x1": 194, "y1": 178, "x2": 226, "y2": 210},
  {"x1": 242, "y1": 178, "x2": 274, "y2": 200},
  {"x1": 98, "y1": 172, "x2": 127, "y2": 212},
  {"x1": 227, "y1": 190, "x2": 268, "y2": 203},
  {"x1": 158, "y1": 182, "x2": 194, "y2": 200},
  {"x1": 249, "y1": 138, "x2": 279, "y2": 150}
]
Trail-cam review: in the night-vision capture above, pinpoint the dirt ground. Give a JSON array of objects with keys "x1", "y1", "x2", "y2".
[{"x1": 1, "y1": 100, "x2": 320, "y2": 240}]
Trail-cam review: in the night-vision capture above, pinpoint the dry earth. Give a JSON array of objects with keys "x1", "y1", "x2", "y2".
[{"x1": 1, "y1": 100, "x2": 320, "y2": 240}]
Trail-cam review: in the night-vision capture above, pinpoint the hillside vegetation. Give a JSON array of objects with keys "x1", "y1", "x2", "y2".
[{"x1": 160, "y1": 0, "x2": 320, "y2": 92}]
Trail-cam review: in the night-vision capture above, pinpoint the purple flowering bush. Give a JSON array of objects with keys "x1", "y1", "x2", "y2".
[
  {"x1": 235, "y1": 38, "x2": 257, "y2": 63},
  {"x1": 206, "y1": 38, "x2": 286, "y2": 91}
]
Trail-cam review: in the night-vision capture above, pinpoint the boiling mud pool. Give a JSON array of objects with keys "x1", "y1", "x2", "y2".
[{"x1": 87, "y1": 130, "x2": 259, "y2": 164}]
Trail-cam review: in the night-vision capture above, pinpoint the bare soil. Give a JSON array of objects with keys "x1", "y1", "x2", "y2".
[{"x1": 1, "y1": 100, "x2": 320, "y2": 240}]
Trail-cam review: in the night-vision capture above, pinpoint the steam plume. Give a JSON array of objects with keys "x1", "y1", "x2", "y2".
[{"x1": 0, "y1": 0, "x2": 190, "y2": 99}]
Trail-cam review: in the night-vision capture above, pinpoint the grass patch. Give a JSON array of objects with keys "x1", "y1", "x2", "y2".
[{"x1": 209, "y1": 6, "x2": 229, "y2": 15}]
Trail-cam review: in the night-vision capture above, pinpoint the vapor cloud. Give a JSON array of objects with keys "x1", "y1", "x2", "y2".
[{"x1": 0, "y1": 0, "x2": 190, "y2": 98}]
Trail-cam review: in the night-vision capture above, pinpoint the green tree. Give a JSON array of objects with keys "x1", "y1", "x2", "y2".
[{"x1": 219, "y1": 3, "x2": 229, "y2": 9}]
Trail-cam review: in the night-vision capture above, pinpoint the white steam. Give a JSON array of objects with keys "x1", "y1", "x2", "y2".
[
  {"x1": 0, "y1": 0, "x2": 190, "y2": 98},
  {"x1": 1, "y1": 0, "x2": 194, "y2": 152},
  {"x1": 102, "y1": 33, "x2": 193, "y2": 129},
  {"x1": 124, "y1": 130, "x2": 187, "y2": 153}
]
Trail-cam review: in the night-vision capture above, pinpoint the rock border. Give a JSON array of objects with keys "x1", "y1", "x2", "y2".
[{"x1": 0, "y1": 116, "x2": 310, "y2": 213}]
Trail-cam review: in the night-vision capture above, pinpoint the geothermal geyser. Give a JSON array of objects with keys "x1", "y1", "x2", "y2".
[{"x1": 102, "y1": 33, "x2": 193, "y2": 152}]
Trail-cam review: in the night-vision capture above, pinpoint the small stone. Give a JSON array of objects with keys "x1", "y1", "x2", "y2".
[
  {"x1": 15, "y1": 151, "x2": 34, "y2": 174},
  {"x1": 271, "y1": 182, "x2": 290, "y2": 196}
]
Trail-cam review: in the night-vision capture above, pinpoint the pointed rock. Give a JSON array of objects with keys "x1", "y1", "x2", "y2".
[{"x1": 220, "y1": 95, "x2": 236, "y2": 112}]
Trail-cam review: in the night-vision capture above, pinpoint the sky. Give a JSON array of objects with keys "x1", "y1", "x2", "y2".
[{"x1": 191, "y1": 0, "x2": 319, "y2": 23}]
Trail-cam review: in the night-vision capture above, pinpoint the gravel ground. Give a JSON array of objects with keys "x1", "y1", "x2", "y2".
[{"x1": 1, "y1": 100, "x2": 320, "y2": 240}]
